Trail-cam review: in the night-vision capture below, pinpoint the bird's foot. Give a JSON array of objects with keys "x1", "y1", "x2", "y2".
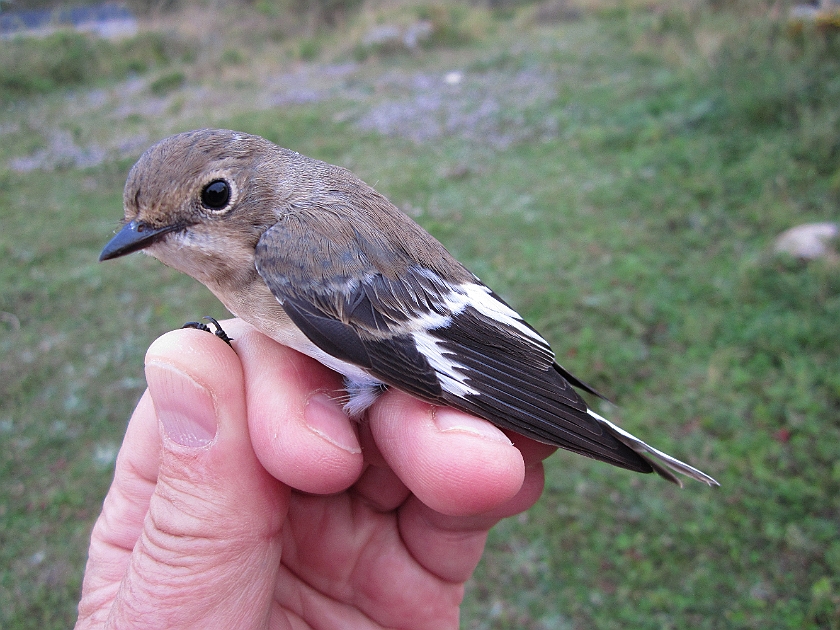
[{"x1": 182, "y1": 316, "x2": 233, "y2": 346}]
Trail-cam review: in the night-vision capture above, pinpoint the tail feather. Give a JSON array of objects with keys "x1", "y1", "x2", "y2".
[{"x1": 587, "y1": 409, "x2": 720, "y2": 487}]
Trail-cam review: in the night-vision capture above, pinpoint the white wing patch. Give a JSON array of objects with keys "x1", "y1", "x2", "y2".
[
  {"x1": 411, "y1": 328, "x2": 477, "y2": 397},
  {"x1": 338, "y1": 274, "x2": 549, "y2": 418},
  {"x1": 458, "y1": 282, "x2": 550, "y2": 348},
  {"x1": 403, "y1": 277, "x2": 549, "y2": 399},
  {"x1": 257, "y1": 267, "x2": 554, "y2": 417},
  {"x1": 412, "y1": 268, "x2": 546, "y2": 343}
]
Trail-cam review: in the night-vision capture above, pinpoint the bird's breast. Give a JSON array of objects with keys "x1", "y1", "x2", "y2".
[{"x1": 208, "y1": 274, "x2": 379, "y2": 388}]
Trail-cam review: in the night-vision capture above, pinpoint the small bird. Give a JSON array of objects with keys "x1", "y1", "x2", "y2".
[{"x1": 100, "y1": 129, "x2": 718, "y2": 487}]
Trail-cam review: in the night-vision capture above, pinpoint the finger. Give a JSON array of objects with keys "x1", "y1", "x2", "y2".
[
  {"x1": 349, "y1": 419, "x2": 411, "y2": 511},
  {"x1": 502, "y1": 430, "x2": 557, "y2": 466},
  {"x1": 369, "y1": 390, "x2": 526, "y2": 517},
  {"x1": 227, "y1": 321, "x2": 365, "y2": 494},
  {"x1": 76, "y1": 390, "x2": 161, "y2": 627},
  {"x1": 351, "y1": 463, "x2": 411, "y2": 512},
  {"x1": 80, "y1": 328, "x2": 288, "y2": 629},
  {"x1": 398, "y1": 461, "x2": 546, "y2": 583},
  {"x1": 274, "y1": 492, "x2": 463, "y2": 630}
]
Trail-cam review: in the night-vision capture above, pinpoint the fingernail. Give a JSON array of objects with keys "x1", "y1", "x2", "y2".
[
  {"x1": 433, "y1": 407, "x2": 513, "y2": 444},
  {"x1": 304, "y1": 393, "x2": 361, "y2": 454},
  {"x1": 146, "y1": 362, "x2": 217, "y2": 448}
]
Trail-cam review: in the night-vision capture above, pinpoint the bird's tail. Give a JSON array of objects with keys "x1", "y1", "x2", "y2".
[{"x1": 587, "y1": 409, "x2": 720, "y2": 488}]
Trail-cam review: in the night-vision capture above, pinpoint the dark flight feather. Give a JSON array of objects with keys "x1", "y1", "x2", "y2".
[{"x1": 254, "y1": 213, "x2": 656, "y2": 473}]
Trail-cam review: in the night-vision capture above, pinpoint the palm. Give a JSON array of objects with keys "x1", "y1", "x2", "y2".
[{"x1": 276, "y1": 491, "x2": 464, "y2": 628}]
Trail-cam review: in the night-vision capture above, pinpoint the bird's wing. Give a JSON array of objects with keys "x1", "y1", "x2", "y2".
[{"x1": 254, "y1": 211, "x2": 662, "y2": 475}]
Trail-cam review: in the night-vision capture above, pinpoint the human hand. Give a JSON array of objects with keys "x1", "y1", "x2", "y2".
[{"x1": 75, "y1": 320, "x2": 553, "y2": 629}]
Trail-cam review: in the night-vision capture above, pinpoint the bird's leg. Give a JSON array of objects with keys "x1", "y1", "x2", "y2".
[{"x1": 182, "y1": 316, "x2": 234, "y2": 346}]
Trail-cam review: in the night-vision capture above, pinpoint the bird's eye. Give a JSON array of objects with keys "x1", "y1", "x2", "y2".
[{"x1": 201, "y1": 179, "x2": 231, "y2": 210}]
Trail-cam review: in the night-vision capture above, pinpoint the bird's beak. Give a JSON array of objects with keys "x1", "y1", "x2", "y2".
[{"x1": 99, "y1": 220, "x2": 182, "y2": 261}]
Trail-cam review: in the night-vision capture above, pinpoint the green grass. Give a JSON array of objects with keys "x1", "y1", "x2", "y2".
[
  {"x1": 2, "y1": 2, "x2": 840, "y2": 628},
  {"x1": 0, "y1": 31, "x2": 191, "y2": 103}
]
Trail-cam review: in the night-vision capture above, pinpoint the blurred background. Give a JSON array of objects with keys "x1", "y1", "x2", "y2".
[{"x1": 2, "y1": 0, "x2": 839, "y2": 627}]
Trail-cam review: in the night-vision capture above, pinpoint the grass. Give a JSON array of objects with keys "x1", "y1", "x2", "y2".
[
  {"x1": 0, "y1": 30, "x2": 191, "y2": 103},
  {"x1": 2, "y1": 1, "x2": 840, "y2": 628}
]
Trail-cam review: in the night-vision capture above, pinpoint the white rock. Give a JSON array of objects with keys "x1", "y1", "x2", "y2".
[
  {"x1": 444, "y1": 71, "x2": 463, "y2": 85},
  {"x1": 774, "y1": 222, "x2": 839, "y2": 260}
]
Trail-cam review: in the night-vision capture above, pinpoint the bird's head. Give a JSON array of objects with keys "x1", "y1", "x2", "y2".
[{"x1": 99, "y1": 128, "x2": 303, "y2": 289}]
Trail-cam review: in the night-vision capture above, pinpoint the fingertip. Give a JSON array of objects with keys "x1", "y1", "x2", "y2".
[
  {"x1": 233, "y1": 331, "x2": 365, "y2": 495},
  {"x1": 144, "y1": 327, "x2": 249, "y2": 450},
  {"x1": 503, "y1": 432, "x2": 558, "y2": 465},
  {"x1": 493, "y1": 460, "x2": 546, "y2": 519},
  {"x1": 146, "y1": 325, "x2": 237, "y2": 362},
  {"x1": 369, "y1": 391, "x2": 525, "y2": 516},
  {"x1": 145, "y1": 362, "x2": 217, "y2": 448},
  {"x1": 432, "y1": 407, "x2": 513, "y2": 445},
  {"x1": 304, "y1": 392, "x2": 362, "y2": 455}
]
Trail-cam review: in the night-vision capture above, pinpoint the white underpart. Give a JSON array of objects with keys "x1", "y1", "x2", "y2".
[
  {"x1": 271, "y1": 331, "x2": 384, "y2": 395},
  {"x1": 342, "y1": 377, "x2": 384, "y2": 418},
  {"x1": 284, "y1": 343, "x2": 384, "y2": 419},
  {"x1": 587, "y1": 409, "x2": 720, "y2": 487}
]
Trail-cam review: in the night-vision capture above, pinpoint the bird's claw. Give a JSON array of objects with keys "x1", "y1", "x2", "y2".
[{"x1": 182, "y1": 316, "x2": 233, "y2": 346}]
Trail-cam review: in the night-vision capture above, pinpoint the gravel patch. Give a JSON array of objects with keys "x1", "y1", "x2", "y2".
[
  {"x1": 6, "y1": 55, "x2": 562, "y2": 170},
  {"x1": 10, "y1": 130, "x2": 107, "y2": 172},
  {"x1": 355, "y1": 66, "x2": 560, "y2": 147}
]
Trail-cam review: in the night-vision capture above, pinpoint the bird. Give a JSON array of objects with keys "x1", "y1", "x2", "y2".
[{"x1": 100, "y1": 128, "x2": 719, "y2": 488}]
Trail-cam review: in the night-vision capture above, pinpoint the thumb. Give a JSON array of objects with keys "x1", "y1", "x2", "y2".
[{"x1": 84, "y1": 329, "x2": 288, "y2": 629}]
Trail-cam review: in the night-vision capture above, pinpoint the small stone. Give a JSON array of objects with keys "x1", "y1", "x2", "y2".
[
  {"x1": 444, "y1": 71, "x2": 463, "y2": 85},
  {"x1": 773, "y1": 222, "x2": 839, "y2": 260}
]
